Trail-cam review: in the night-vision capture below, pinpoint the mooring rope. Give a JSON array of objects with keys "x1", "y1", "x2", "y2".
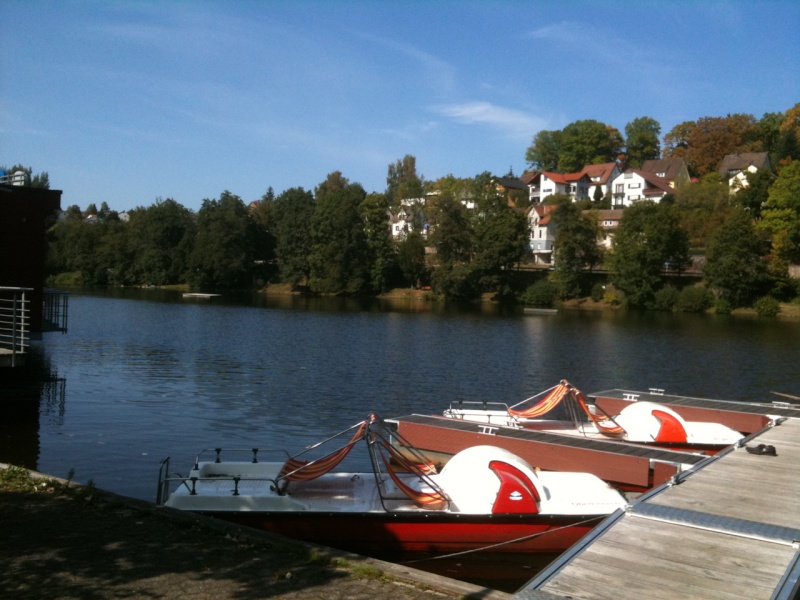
[{"x1": 399, "y1": 515, "x2": 605, "y2": 564}]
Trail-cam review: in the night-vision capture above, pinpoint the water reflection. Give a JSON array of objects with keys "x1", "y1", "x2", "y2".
[{"x1": 3, "y1": 290, "x2": 799, "y2": 498}]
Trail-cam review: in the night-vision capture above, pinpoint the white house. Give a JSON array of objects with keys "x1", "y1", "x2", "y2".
[
  {"x1": 718, "y1": 152, "x2": 772, "y2": 193},
  {"x1": 586, "y1": 209, "x2": 624, "y2": 250},
  {"x1": 579, "y1": 162, "x2": 621, "y2": 200},
  {"x1": 521, "y1": 171, "x2": 591, "y2": 204},
  {"x1": 527, "y1": 204, "x2": 557, "y2": 264},
  {"x1": 389, "y1": 206, "x2": 428, "y2": 240},
  {"x1": 610, "y1": 169, "x2": 674, "y2": 207}
]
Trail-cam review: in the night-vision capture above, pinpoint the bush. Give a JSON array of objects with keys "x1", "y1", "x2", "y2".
[
  {"x1": 590, "y1": 283, "x2": 605, "y2": 302},
  {"x1": 676, "y1": 286, "x2": 713, "y2": 313},
  {"x1": 754, "y1": 296, "x2": 780, "y2": 317},
  {"x1": 715, "y1": 298, "x2": 731, "y2": 315},
  {"x1": 653, "y1": 285, "x2": 679, "y2": 311},
  {"x1": 603, "y1": 288, "x2": 624, "y2": 306},
  {"x1": 523, "y1": 279, "x2": 559, "y2": 307}
]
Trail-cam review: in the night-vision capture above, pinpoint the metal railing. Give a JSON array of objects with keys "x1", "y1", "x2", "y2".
[{"x1": 0, "y1": 287, "x2": 31, "y2": 366}]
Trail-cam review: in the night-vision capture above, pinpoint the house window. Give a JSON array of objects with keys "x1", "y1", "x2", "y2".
[
  {"x1": 657, "y1": 172, "x2": 665, "y2": 177},
  {"x1": 624, "y1": 172, "x2": 633, "y2": 179},
  {"x1": 538, "y1": 229, "x2": 542, "y2": 238},
  {"x1": 628, "y1": 183, "x2": 641, "y2": 189},
  {"x1": 615, "y1": 184, "x2": 623, "y2": 193}
]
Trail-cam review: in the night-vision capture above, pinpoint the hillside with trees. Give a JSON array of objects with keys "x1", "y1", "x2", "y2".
[{"x1": 13, "y1": 102, "x2": 800, "y2": 314}]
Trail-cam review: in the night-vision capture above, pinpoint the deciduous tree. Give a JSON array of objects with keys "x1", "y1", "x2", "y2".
[
  {"x1": 759, "y1": 161, "x2": 800, "y2": 265},
  {"x1": 127, "y1": 198, "x2": 196, "y2": 285},
  {"x1": 309, "y1": 172, "x2": 370, "y2": 294},
  {"x1": 270, "y1": 187, "x2": 315, "y2": 286},
  {"x1": 189, "y1": 191, "x2": 256, "y2": 289},
  {"x1": 704, "y1": 210, "x2": 769, "y2": 307},
  {"x1": 607, "y1": 201, "x2": 689, "y2": 307},
  {"x1": 624, "y1": 116, "x2": 661, "y2": 168},
  {"x1": 673, "y1": 174, "x2": 733, "y2": 248},
  {"x1": 557, "y1": 120, "x2": 622, "y2": 173},
  {"x1": 525, "y1": 130, "x2": 562, "y2": 171},
  {"x1": 551, "y1": 202, "x2": 602, "y2": 299},
  {"x1": 359, "y1": 192, "x2": 398, "y2": 293}
]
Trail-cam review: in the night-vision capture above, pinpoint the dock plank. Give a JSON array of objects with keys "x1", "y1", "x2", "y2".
[
  {"x1": 519, "y1": 417, "x2": 800, "y2": 599},
  {"x1": 535, "y1": 519, "x2": 793, "y2": 600}
]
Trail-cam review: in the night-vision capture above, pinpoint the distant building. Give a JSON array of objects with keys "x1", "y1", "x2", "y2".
[
  {"x1": 718, "y1": 152, "x2": 772, "y2": 193},
  {"x1": 640, "y1": 158, "x2": 690, "y2": 190},
  {"x1": 527, "y1": 204, "x2": 558, "y2": 264}
]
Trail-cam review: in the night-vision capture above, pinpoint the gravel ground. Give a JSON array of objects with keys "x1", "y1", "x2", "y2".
[{"x1": 0, "y1": 465, "x2": 512, "y2": 600}]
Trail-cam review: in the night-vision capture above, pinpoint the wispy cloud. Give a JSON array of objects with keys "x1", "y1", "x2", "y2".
[{"x1": 431, "y1": 101, "x2": 548, "y2": 139}]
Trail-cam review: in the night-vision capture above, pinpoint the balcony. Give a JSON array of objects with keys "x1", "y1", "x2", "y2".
[{"x1": 0, "y1": 287, "x2": 31, "y2": 367}]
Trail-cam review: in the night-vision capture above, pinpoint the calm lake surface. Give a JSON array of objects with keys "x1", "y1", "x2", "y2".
[{"x1": 2, "y1": 289, "x2": 799, "y2": 588}]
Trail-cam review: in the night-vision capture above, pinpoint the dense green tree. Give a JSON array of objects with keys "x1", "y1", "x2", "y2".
[
  {"x1": 673, "y1": 174, "x2": 733, "y2": 248},
  {"x1": 557, "y1": 120, "x2": 623, "y2": 173},
  {"x1": 47, "y1": 217, "x2": 129, "y2": 285},
  {"x1": 704, "y1": 210, "x2": 770, "y2": 307},
  {"x1": 359, "y1": 192, "x2": 398, "y2": 293},
  {"x1": 396, "y1": 231, "x2": 427, "y2": 288},
  {"x1": 427, "y1": 192, "x2": 472, "y2": 265},
  {"x1": 189, "y1": 191, "x2": 256, "y2": 289},
  {"x1": 386, "y1": 155, "x2": 424, "y2": 206},
  {"x1": 126, "y1": 198, "x2": 196, "y2": 285},
  {"x1": 525, "y1": 130, "x2": 562, "y2": 171},
  {"x1": 270, "y1": 187, "x2": 315, "y2": 286},
  {"x1": 607, "y1": 201, "x2": 690, "y2": 307},
  {"x1": 757, "y1": 111, "x2": 785, "y2": 165},
  {"x1": 776, "y1": 103, "x2": 800, "y2": 165},
  {"x1": 732, "y1": 168, "x2": 774, "y2": 218},
  {"x1": 308, "y1": 172, "x2": 371, "y2": 294},
  {"x1": 624, "y1": 116, "x2": 661, "y2": 168},
  {"x1": 759, "y1": 161, "x2": 800, "y2": 265},
  {"x1": 472, "y1": 205, "x2": 529, "y2": 293},
  {"x1": 551, "y1": 202, "x2": 602, "y2": 299}
]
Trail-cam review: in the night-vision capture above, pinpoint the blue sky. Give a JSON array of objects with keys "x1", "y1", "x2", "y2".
[{"x1": 2, "y1": 0, "x2": 798, "y2": 213}]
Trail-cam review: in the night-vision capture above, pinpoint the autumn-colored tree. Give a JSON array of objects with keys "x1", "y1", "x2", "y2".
[{"x1": 669, "y1": 114, "x2": 762, "y2": 177}]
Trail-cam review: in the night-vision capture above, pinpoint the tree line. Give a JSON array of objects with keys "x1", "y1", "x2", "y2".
[
  {"x1": 46, "y1": 168, "x2": 529, "y2": 301},
  {"x1": 26, "y1": 102, "x2": 800, "y2": 311}
]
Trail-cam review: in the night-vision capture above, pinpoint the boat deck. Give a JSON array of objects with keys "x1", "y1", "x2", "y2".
[
  {"x1": 392, "y1": 414, "x2": 707, "y2": 493},
  {"x1": 591, "y1": 388, "x2": 800, "y2": 434},
  {"x1": 517, "y1": 417, "x2": 800, "y2": 599}
]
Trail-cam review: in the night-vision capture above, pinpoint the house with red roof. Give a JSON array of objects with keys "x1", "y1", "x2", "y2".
[
  {"x1": 527, "y1": 204, "x2": 558, "y2": 264},
  {"x1": 521, "y1": 171, "x2": 591, "y2": 204},
  {"x1": 579, "y1": 162, "x2": 621, "y2": 200}
]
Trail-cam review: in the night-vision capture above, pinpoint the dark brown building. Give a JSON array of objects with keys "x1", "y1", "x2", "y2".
[{"x1": 0, "y1": 184, "x2": 63, "y2": 365}]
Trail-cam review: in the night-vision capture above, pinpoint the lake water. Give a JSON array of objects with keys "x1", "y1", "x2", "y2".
[{"x1": 2, "y1": 289, "x2": 798, "y2": 589}]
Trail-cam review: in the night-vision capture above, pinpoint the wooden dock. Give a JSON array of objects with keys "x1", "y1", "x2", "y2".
[{"x1": 517, "y1": 417, "x2": 800, "y2": 599}]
